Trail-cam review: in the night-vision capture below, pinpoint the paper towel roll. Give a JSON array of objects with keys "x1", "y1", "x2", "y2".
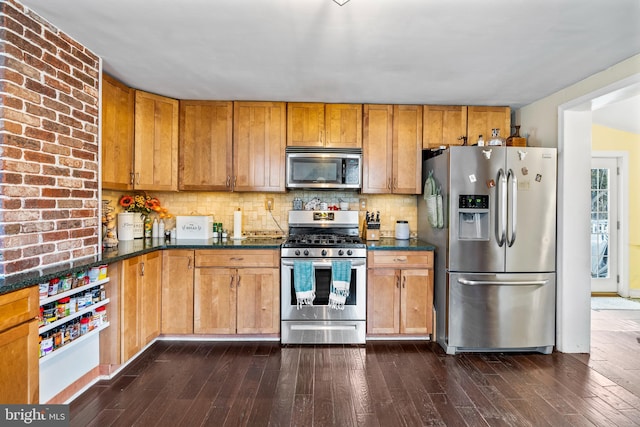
[{"x1": 233, "y1": 209, "x2": 242, "y2": 239}]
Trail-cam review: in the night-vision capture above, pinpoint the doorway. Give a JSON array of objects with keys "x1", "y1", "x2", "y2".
[{"x1": 590, "y1": 156, "x2": 621, "y2": 294}]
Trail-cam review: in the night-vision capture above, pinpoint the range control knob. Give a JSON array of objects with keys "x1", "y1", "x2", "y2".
[
  {"x1": 295, "y1": 250, "x2": 300, "y2": 256},
  {"x1": 321, "y1": 249, "x2": 327, "y2": 257},
  {"x1": 338, "y1": 250, "x2": 344, "y2": 256},
  {"x1": 347, "y1": 250, "x2": 353, "y2": 256},
  {"x1": 303, "y1": 249, "x2": 309, "y2": 256}
]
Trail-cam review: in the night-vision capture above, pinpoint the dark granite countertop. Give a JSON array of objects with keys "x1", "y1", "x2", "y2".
[
  {"x1": 365, "y1": 238, "x2": 436, "y2": 251},
  {"x1": 1, "y1": 236, "x2": 434, "y2": 295},
  {"x1": 0, "y1": 237, "x2": 284, "y2": 296}
]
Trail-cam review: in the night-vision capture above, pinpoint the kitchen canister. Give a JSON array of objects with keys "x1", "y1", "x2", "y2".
[
  {"x1": 117, "y1": 212, "x2": 135, "y2": 241},
  {"x1": 395, "y1": 220, "x2": 410, "y2": 240}
]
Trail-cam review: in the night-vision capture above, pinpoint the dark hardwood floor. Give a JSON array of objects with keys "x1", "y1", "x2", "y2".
[{"x1": 70, "y1": 309, "x2": 640, "y2": 427}]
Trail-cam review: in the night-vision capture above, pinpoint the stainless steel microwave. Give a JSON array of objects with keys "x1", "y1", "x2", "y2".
[{"x1": 285, "y1": 147, "x2": 362, "y2": 190}]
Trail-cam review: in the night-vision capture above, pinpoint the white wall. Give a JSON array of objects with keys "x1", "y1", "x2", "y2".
[{"x1": 516, "y1": 53, "x2": 640, "y2": 353}]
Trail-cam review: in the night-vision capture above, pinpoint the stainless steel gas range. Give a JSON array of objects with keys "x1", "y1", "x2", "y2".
[{"x1": 281, "y1": 210, "x2": 366, "y2": 345}]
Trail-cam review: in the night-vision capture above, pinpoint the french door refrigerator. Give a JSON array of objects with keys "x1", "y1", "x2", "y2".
[{"x1": 418, "y1": 146, "x2": 557, "y2": 354}]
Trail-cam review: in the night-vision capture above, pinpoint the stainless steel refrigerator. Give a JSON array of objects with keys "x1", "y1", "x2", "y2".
[{"x1": 418, "y1": 146, "x2": 557, "y2": 354}]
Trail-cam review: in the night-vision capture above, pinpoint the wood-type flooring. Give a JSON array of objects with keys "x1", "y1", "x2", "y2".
[{"x1": 70, "y1": 308, "x2": 640, "y2": 426}]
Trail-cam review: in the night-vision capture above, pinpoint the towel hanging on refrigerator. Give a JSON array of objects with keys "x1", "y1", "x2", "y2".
[
  {"x1": 293, "y1": 261, "x2": 315, "y2": 309},
  {"x1": 423, "y1": 170, "x2": 444, "y2": 229},
  {"x1": 329, "y1": 260, "x2": 351, "y2": 310}
]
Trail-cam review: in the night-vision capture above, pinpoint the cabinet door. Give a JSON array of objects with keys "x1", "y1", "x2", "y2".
[
  {"x1": 179, "y1": 100, "x2": 233, "y2": 191},
  {"x1": 466, "y1": 106, "x2": 511, "y2": 145},
  {"x1": 0, "y1": 320, "x2": 38, "y2": 403},
  {"x1": 236, "y1": 268, "x2": 279, "y2": 334},
  {"x1": 140, "y1": 251, "x2": 161, "y2": 345},
  {"x1": 134, "y1": 90, "x2": 179, "y2": 191},
  {"x1": 233, "y1": 101, "x2": 286, "y2": 192},
  {"x1": 101, "y1": 74, "x2": 134, "y2": 190},
  {"x1": 423, "y1": 105, "x2": 468, "y2": 148},
  {"x1": 392, "y1": 105, "x2": 422, "y2": 194},
  {"x1": 362, "y1": 104, "x2": 393, "y2": 194},
  {"x1": 162, "y1": 250, "x2": 194, "y2": 334},
  {"x1": 194, "y1": 268, "x2": 236, "y2": 334},
  {"x1": 287, "y1": 102, "x2": 325, "y2": 147},
  {"x1": 366, "y1": 268, "x2": 400, "y2": 334},
  {"x1": 400, "y1": 269, "x2": 432, "y2": 334},
  {"x1": 325, "y1": 103, "x2": 362, "y2": 148},
  {"x1": 121, "y1": 256, "x2": 141, "y2": 361}
]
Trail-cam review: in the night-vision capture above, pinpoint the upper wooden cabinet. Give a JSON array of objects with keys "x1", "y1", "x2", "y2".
[
  {"x1": 179, "y1": 100, "x2": 233, "y2": 191},
  {"x1": 134, "y1": 90, "x2": 179, "y2": 191},
  {"x1": 466, "y1": 106, "x2": 511, "y2": 145},
  {"x1": 233, "y1": 101, "x2": 287, "y2": 192},
  {"x1": 287, "y1": 102, "x2": 362, "y2": 148},
  {"x1": 101, "y1": 74, "x2": 135, "y2": 190},
  {"x1": 392, "y1": 105, "x2": 423, "y2": 194},
  {"x1": 423, "y1": 105, "x2": 468, "y2": 148},
  {"x1": 362, "y1": 104, "x2": 393, "y2": 193},
  {"x1": 325, "y1": 103, "x2": 362, "y2": 148},
  {"x1": 362, "y1": 104, "x2": 422, "y2": 195},
  {"x1": 423, "y1": 105, "x2": 510, "y2": 148}
]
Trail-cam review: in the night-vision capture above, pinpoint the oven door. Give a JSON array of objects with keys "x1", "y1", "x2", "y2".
[
  {"x1": 281, "y1": 258, "x2": 366, "y2": 344},
  {"x1": 281, "y1": 258, "x2": 366, "y2": 321}
]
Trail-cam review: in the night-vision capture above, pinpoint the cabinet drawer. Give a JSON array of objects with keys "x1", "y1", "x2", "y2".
[
  {"x1": 195, "y1": 250, "x2": 278, "y2": 268},
  {"x1": 0, "y1": 287, "x2": 38, "y2": 332},
  {"x1": 368, "y1": 251, "x2": 433, "y2": 269}
]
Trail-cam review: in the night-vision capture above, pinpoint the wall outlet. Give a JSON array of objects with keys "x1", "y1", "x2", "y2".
[
  {"x1": 265, "y1": 198, "x2": 274, "y2": 211},
  {"x1": 359, "y1": 198, "x2": 367, "y2": 210}
]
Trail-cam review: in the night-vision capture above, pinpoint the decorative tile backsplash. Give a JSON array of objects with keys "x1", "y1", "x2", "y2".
[{"x1": 102, "y1": 190, "x2": 418, "y2": 237}]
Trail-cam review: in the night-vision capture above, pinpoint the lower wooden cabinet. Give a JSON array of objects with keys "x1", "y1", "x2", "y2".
[
  {"x1": 161, "y1": 250, "x2": 194, "y2": 334},
  {"x1": 121, "y1": 251, "x2": 161, "y2": 361},
  {"x1": 193, "y1": 250, "x2": 279, "y2": 335},
  {"x1": 367, "y1": 251, "x2": 434, "y2": 336},
  {"x1": 0, "y1": 287, "x2": 39, "y2": 403}
]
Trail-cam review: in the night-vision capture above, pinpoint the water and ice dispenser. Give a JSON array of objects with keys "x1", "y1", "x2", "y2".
[{"x1": 457, "y1": 195, "x2": 489, "y2": 240}]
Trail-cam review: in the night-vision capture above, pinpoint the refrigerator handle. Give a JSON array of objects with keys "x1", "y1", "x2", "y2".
[
  {"x1": 507, "y1": 168, "x2": 517, "y2": 247},
  {"x1": 458, "y1": 278, "x2": 549, "y2": 286},
  {"x1": 497, "y1": 168, "x2": 506, "y2": 247}
]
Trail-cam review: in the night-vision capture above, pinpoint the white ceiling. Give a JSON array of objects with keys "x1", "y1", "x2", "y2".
[{"x1": 19, "y1": 0, "x2": 640, "y2": 132}]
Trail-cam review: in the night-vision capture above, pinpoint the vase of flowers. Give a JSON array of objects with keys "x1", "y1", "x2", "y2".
[{"x1": 119, "y1": 192, "x2": 172, "y2": 239}]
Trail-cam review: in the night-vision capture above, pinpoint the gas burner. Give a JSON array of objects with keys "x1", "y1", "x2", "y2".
[{"x1": 285, "y1": 234, "x2": 363, "y2": 247}]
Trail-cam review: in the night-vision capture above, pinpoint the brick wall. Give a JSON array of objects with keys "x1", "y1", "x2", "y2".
[{"x1": 0, "y1": 0, "x2": 100, "y2": 279}]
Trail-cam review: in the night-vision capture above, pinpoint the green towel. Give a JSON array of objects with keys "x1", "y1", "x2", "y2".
[{"x1": 293, "y1": 261, "x2": 315, "y2": 308}]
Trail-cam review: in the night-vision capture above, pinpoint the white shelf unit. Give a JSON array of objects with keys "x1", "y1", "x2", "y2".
[
  {"x1": 39, "y1": 276, "x2": 112, "y2": 403},
  {"x1": 39, "y1": 298, "x2": 110, "y2": 335},
  {"x1": 39, "y1": 277, "x2": 110, "y2": 306},
  {"x1": 39, "y1": 322, "x2": 110, "y2": 363}
]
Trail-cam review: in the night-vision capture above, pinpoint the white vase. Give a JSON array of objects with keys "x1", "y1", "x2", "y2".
[
  {"x1": 117, "y1": 212, "x2": 134, "y2": 241},
  {"x1": 133, "y1": 213, "x2": 145, "y2": 239}
]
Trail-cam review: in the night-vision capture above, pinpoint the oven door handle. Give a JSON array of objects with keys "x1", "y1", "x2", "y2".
[{"x1": 281, "y1": 259, "x2": 366, "y2": 268}]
